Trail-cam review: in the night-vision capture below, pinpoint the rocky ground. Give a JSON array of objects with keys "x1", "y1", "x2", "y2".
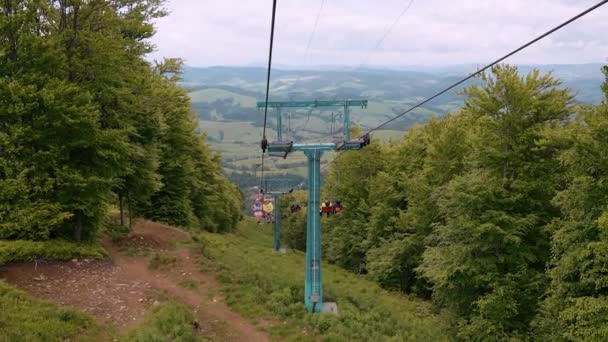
[{"x1": 0, "y1": 220, "x2": 268, "y2": 341}]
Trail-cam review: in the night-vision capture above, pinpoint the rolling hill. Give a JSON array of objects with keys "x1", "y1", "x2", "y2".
[{"x1": 185, "y1": 64, "x2": 606, "y2": 190}]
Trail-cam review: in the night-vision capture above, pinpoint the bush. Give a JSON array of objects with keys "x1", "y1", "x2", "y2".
[
  {"x1": 280, "y1": 191, "x2": 307, "y2": 251},
  {"x1": 282, "y1": 211, "x2": 307, "y2": 251},
  {"x1": 124, "y1": 302, "x2": 202, "y2": 342},
  {"x1": 106, "y1": 223, "x2": 131, "y2": 242},
  {"x1": 0, "y1": 240, "x2": 106, "y2": 264}
]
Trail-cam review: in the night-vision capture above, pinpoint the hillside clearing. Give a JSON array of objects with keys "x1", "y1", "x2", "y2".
[
  {"x1": 0, "y1": 221, "x2": 268, "y2": 341},
  {"x1": 197, "y1": 220, "x2": 454, "y2": 341}
]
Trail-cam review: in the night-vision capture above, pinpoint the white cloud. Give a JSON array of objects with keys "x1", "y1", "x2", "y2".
[{"x1": 148, "y1": 0, "x2": 608, "y2": 66}]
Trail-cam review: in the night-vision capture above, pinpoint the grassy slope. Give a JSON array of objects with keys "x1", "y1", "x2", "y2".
[
  {"x1": 197, "y1": 220, "x2": 453, "y2": 341},
  {"x1": 124, "y1": 302, "x2": 205, "y2": 342},
  {"x1": 0, "y1": 281, "x2": 107, "y2": 341},
  {"x1": 0, "y1": 235, "x2": 200, "y2": 341},
  {"x1": 0, "y1": 281, "x2": 202, "y2": 342}
]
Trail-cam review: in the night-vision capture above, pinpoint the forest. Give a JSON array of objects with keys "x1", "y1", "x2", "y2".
[
  {"x1": 0, "y1": 0, "x2": 242, "y2": 242},
  {"x1": 2, "y1": 0, "x2": 608, "y2": 341},
  {"x1": 282, "y1": 64, "x2": 608, "y2": 340}
]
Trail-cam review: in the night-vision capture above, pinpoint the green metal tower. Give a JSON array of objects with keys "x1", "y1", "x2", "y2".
[
  {"x1": 267, "y1": 191, "x2": 283, "y2": 251},
  {"x1": 261, "y1": 178, "x2": 298, "y2": 252},
  {"x1": 257, "y1": 100, "x2": 370, "y2": 312}
]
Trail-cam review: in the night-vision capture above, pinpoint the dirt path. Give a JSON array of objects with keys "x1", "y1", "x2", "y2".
[{"x1": 0, "y1": 221, "x2": 269, "y2": 342}]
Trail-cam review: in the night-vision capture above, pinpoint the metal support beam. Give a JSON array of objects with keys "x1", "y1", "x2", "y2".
[
  {"x1": 276, "y1": 108, "x2": 282, "y2": 142},
  {"x1": 304, "y1": 149, "x2": 323, "y2": 312},
  {"x1": 273, "y1": 193, "x2": 280, "y2": 251},
  {"x1": 267, "y1": 143, "x2": 335, "y2": 154},
  {"x1": 259, "y1": 99, "x2": 367, "y2": 153},
  {"x1": 343, "y1": 103, "x2": 350, "y2": 141},
  {"x1": 257, "y1": 100, "x2": 368, "y2": 109},
  {"x1": 266, "y1": 182, "x2": 297, "y2": 253}
]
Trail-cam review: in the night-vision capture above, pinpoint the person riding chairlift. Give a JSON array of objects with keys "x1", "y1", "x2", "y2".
[
  {"x1": 263, "y1": 198, "x2": 274, "y2": 224},
  {"x1": 252, "y1": 199, "x2": 264, "y2": 224},
  {"x1": 320, "y1": 199, "x2": 333, "y2": 217},
  {"x1": 333, "y1": 200, "x2": 343, "y2": 214},
  {"x1": 255, "y1": 189, "x2": 264, "y2": 202}
]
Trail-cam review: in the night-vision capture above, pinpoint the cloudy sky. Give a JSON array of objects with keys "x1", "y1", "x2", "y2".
[{"x1": 148, "y1": 0, "x2": 608, "y2": 67}]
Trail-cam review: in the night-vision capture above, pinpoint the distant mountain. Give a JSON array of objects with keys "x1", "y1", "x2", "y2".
[
  {"x1": 185, "y1": 64, "x2": 605, "y2": 188},
  {"x1": 183, "y1": 63, "x2": 605, "y2": 104},
  {"x1": 184, "y1": 64, "x2": 605, "y2": 131}
]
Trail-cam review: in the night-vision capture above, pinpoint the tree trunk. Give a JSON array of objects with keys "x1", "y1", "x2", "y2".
[
  {"x1": 127, "y1": 192, "x2": 133, "y2": 229},
  {"x1": 119, "y1": 192, "x2": 125, "y2": 226},
  {"x1": 73, "y1": 210, "x2": 83, "y2": 241}
]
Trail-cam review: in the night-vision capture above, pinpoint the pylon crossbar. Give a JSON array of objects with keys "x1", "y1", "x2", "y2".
[
  {"x1": 258, "y1": 99, "x2": 368, "y2": 141},
  {"x1": 256, "y1": 100, "x2": 368, "y2": 108}
]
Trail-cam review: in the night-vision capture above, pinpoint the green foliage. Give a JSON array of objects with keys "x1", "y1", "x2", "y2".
[
  {"x1": 138, "y1": 59, "x2": 242, "y2": 232},
  {"x1": 197, "y1": 220, "x2": 452, "y2": 341},
  {"x1": 0, "y1": 281, "x2": 105, "y2": 341},
  {"x1": 0, "y1": 1, "x2": 241, "y2": 245},
  {"x1": 124, "y1": 301, "x2": 204, "y2": 342},
  {"x1": 324, "y1": 65, "x2": 583, "y2": 339},
  {"x1": 322, "y1": 143, "x2": 388, "y2": 273},
  {"x1": 0, "y1": 76, "x2": 114, "y2": 241},
  {"x1": 324, "y1": 114, "x2": 470, "y2": 295},
  {"x1": 533, "y1": 103, "x2": 608, "y2": 340},
  {"x1": 280, "y1": 190, "x2": 308, "y2": 251},
  {"x1": 0, "y1": 239, "x2": 105, "y2": 264},
  {"x1": 602, "y1": 65, "x2": 608, "y2": 99},
  {"x1": 420, "y1": 66, "x2": 572, "y2": 338},
  {"x1": 106, "y1": 223, "x2": 131, "y2": 242}
]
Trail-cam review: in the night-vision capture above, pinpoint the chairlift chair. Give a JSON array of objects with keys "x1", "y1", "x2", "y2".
[
  {"x1": 338, "y1": 132, "x2": 371, "y2": 150},
  {"x1": 262, "y1": 138, "x2": 294, "y2": 159}
]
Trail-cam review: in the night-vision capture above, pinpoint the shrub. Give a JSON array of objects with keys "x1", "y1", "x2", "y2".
[
  {"x1": 124, "y1": 302, "x2": 202, "y2": 342},
  {"x1": 0, "y1": 240, "x2": 106, "y2": 264},
  {"x1": 106, "y1": 223, "x2": 131, "y2": 242}
]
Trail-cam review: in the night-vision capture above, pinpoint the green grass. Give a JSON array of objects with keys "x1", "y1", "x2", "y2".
[
  {"x1": 0, "y1": 281, "x2": 107, "y2": 341},
  {"x1": 197, "y1": 220, "x2": 454, "y2": 341},
  {"x1": 124, "y1": 301, "x2": 205, "y2": 342},
  {"x1": 0, "y1": 239, "x2": 106, "y2": 264},
  {"x1": 106, "y1": 222, "x2": 131, "y2": 242},
  {"x1": 148, "y1": 252, "x2": 177, "y2": 270},
  {"x1": 178, "y1": 279, "x2": 199, "y2": 290},
  {"x1": 0, "y1": 280, "x2": 205, "y2": 342}
]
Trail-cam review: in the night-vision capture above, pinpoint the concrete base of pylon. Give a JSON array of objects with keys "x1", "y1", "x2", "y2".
[{"x1": 322, "y1": 302, "x2": 339, "y2": 315}]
